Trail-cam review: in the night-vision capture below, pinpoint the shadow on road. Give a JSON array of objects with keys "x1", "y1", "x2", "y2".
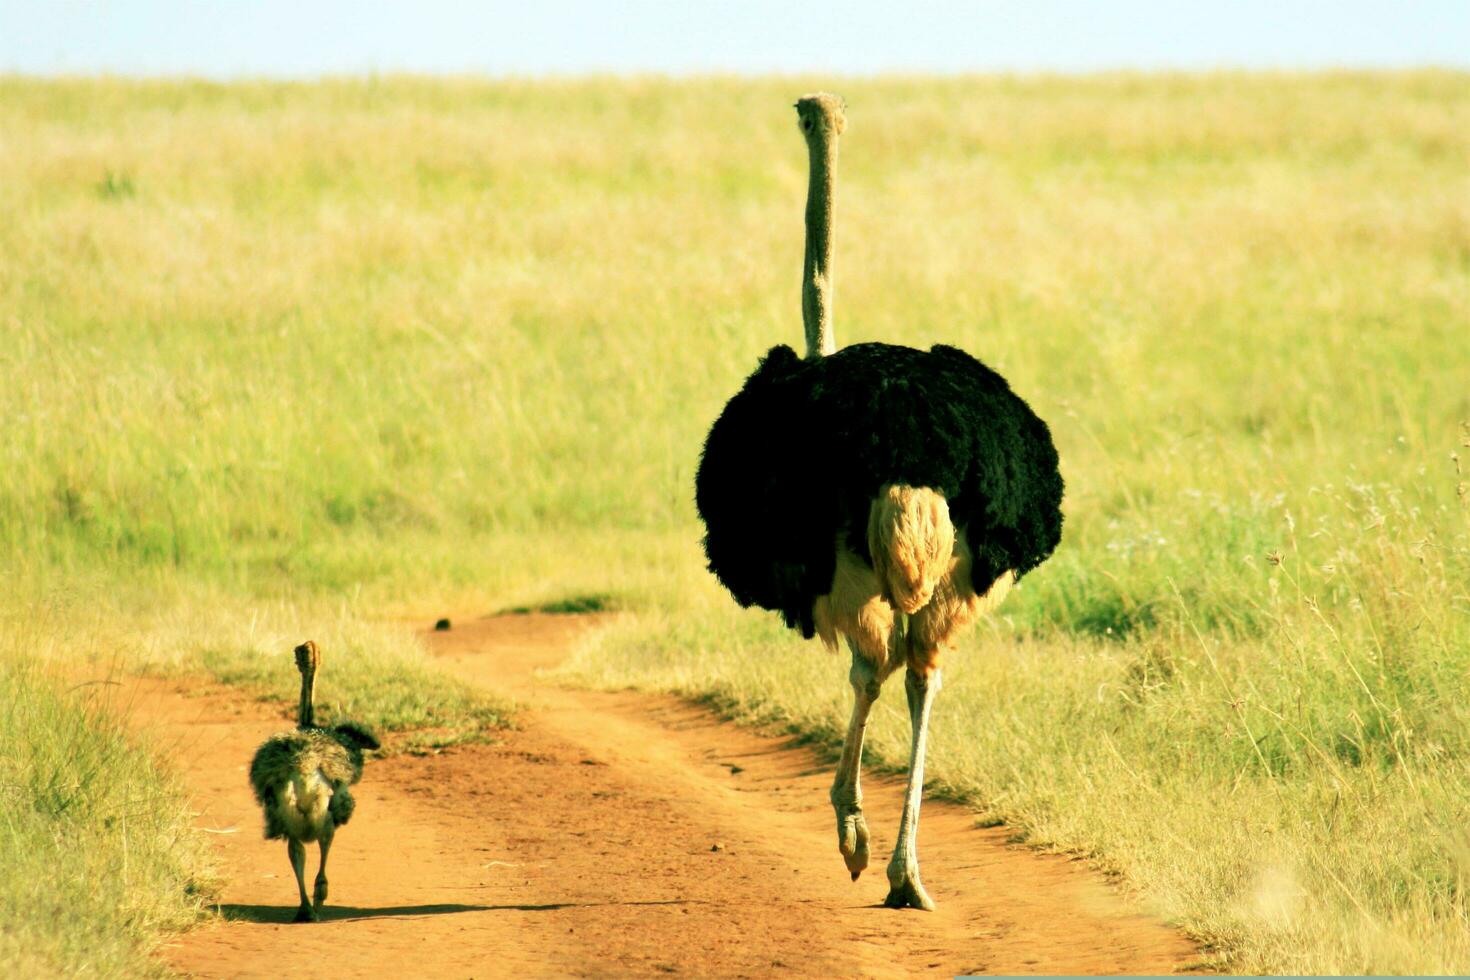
[
  {"x1": 220, "y1": 898, "x2": 694, "y2": 923},
  {"x1": 220, "y1": 902, "x2": 495, "y2": 923}
]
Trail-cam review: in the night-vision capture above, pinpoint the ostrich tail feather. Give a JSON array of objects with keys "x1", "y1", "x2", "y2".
[
  {"x1": 868, "y1": 485, "x2": 954, "y2": 615},
  {"x1": 273, "y1": 770, "x2": 333, "y2": 842}
]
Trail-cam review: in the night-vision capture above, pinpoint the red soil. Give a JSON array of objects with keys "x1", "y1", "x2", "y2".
[{"x1": 130, "y1": 613, "x2": 1202, "y2": 977}]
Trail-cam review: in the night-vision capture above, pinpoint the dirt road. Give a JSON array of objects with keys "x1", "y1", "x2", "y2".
[{"x1": 139, "y1": 613, "x2": 1202, "y2": 977}]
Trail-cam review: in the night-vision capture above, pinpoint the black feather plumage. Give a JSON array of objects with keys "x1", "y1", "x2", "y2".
[{"x1": 695, "y1": 342, "x2": 1063, "y2": 637}]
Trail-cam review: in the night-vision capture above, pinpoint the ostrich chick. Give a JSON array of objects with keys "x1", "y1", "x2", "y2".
[{"x1": 248, "y1": 641, "x2": 380, "y2": 923}]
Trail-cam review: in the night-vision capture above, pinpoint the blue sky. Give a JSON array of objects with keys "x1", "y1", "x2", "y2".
[{"x1": 2, "y1": 1, "x2": 1466, "y2": 76}]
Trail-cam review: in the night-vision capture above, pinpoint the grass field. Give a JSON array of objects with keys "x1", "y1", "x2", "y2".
[
  {"x1": 0, "y1": 616, "x2": 215, "y2": 976},
  {"x1": 2, "y1": 71, "x2": 1467, "y2": 974}
]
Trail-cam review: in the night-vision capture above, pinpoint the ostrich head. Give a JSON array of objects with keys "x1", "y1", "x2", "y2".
[
  {"x1": 294, "y1": 640, "x2": 320, "y2": 676},
  {"x1": 795, "y1": 92, "x2": 846, "y2": 143}
]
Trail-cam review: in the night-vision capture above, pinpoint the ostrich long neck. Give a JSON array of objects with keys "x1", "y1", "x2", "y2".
[
  {"x1": 802, "y1": 131, "x2": 838, "y2": 359},
  {"x1": 297, "y1": 668, "x2": 316, "y2": 728}
]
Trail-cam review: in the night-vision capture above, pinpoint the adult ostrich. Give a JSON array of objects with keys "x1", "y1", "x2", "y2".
[{"x1": 695, "y1": 93, "x2": 1063, "y2": 911}]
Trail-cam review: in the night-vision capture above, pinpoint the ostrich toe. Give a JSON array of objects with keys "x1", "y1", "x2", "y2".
[
  {"x1": 883, "y1": 870, "x2": 935, "y2": 911},
  {"x1": 835, "y1": 804, "x2": 870, "y2": 879}
]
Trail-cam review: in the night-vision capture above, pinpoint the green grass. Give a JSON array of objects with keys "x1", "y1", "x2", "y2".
[
  {"x1": 0, "y1": 649, "x2": 214, "y2": 976},
  {"x1": 2, "y1": 71, "x2": 1467, "y2": 974}
]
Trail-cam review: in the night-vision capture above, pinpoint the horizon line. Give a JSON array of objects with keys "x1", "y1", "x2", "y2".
[{"x1": 4, "y1": 63, "x2": 1467, "y2": 84}]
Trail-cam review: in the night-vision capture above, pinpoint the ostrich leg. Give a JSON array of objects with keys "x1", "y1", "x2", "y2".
[
  {"x1": 313, "y1": 823, "x2": 334, "y2": 911},
  {"x1": 885, "y1": 664, "x2": 942, "y2": 910},
  {"x1": 287, "y1": 839, "x2": 318, "y2": 922},
  {"x1": 830, "y1": 646, "x2": 880, "y2": 879}
]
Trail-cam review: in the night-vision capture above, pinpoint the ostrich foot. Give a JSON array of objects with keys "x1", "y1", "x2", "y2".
[
  {"x1": 834, "y1": 804, "x2": 870, "y2": 880},
  {"x1": 313, "y1": 876, "x2": 328, "y2": 909},
  {"x1": 293, "y1": 902, "x2": 321, "y2": 923},
  {"x1": 883, "y1": 871, "x2": 935, "y2": 911}
]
